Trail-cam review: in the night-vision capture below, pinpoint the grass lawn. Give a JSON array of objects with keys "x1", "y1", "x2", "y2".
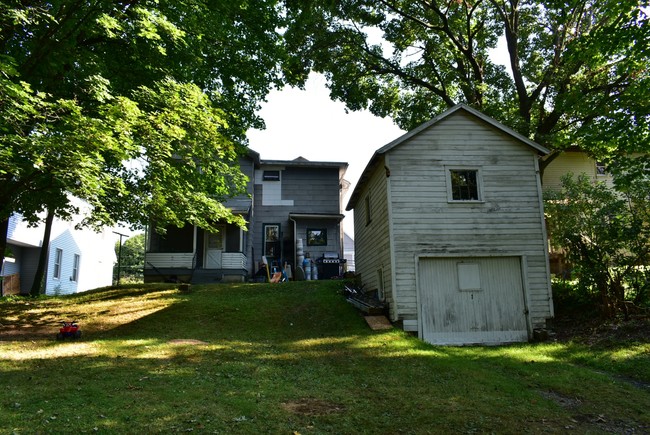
[{"x1": 1, "y1": 281, "x2": 649, "y2": 434}]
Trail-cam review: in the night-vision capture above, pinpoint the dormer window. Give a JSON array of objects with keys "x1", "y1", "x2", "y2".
[{"x1": 263, "y1": 170, "x2": 280, "y2": 181}]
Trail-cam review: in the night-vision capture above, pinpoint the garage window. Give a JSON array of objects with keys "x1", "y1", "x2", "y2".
[
  {"x1": 457, "y1": 262, "x2": 481, "y2": 291},
  {"x1": 447, "y1": 167, "x2": 483, "y2": 202}
]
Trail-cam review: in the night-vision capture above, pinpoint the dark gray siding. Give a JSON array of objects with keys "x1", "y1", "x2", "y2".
[
  {"x1": 250, "y1": 164, "x2": 344, "y2": 270},
  {"x1": 282, "y1": 167, "x2": 341, "y2": 213}
]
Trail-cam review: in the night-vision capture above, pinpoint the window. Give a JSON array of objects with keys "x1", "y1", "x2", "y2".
[
  {"x1": 306, "y1": 228, "x2": 327, "y2": 246},
  {"x1": 53, "y1": 248, "x2": 63, "y2": 279},
  {"x1": 264, "y1": 224, "x2": 281, "y2": 259},
  {"x1": 596, "y1": 161, "x2": 607, "y2": 176},
  {"x1": 263, "y1": 170, "x2": 280, "y2": 181},
  {"x1": 71, "y1": 254, "x2": 80, "y2": 282},
  {"x1": 457, "y1": 262, "x2": 481, "y2": 291},
  {"x1": 447, "y1": 168, "x2": 482, "y2": 201},
  {"x1": 365, "y1": 193, "x2": 372, "y2": 225}
]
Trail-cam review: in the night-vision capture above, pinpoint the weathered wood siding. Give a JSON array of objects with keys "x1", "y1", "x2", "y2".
[
  {"x1": 387, "y1": 111, "x2": 552, "y2": 330},
  {"x1": 351, "y1": 156, "x2": 396, "y2": 320}
]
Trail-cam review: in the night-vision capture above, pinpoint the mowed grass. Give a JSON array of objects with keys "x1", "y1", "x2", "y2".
[{"x1": 1, "y1": 282, "x2": 649, "y2": 434}]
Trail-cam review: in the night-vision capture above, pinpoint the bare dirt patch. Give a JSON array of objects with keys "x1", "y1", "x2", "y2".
[
  {"x1": 550, "y1": 314, "x2": 650, "y2": 347},
  {"x1": 168, "y1": 339, "x2": 209, "y2": 345},
  {"x1": 282, "y1": 398, "x2": 346, "y2": 416}
]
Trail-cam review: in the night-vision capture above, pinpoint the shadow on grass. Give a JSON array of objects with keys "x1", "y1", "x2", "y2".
[{"x1": 1, "y1": 282, "x2": 649, "y2": 434}]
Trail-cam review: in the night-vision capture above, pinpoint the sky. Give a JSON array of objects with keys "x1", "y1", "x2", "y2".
[
  {"x1": 246, "y1": 39, "x2": 511, "y2": 238},
  {"x1": 246, "y1": 73, "x2": 404, "y2": 237}
]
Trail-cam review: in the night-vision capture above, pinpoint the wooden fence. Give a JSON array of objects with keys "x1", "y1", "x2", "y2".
[{"x1": 2, "y1": 274, "x2": 20, "y2": 296}]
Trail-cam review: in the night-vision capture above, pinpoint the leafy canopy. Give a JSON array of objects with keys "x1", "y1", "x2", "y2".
[
  {"x1": 284, "y1": 0, "x2": 650, "y2": 163},
  {"x1": 0, "y1": 0, "x2": 287, "y2": 232}
]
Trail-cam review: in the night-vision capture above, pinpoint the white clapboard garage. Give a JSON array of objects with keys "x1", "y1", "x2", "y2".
[{"x1": 417, "y1": 256, "x2": 529, "y2": 345}]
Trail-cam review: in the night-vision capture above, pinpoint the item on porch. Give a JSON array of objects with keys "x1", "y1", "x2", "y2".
[
  {"x1": 296, "y1": 238, "x2": 304, "y2": 268},
  {"x1": 303, "y1": 255, "x2": 312, "y2": 280},
  {"x1": 261, "y1": 256, "x2": 271, "y2": 282},
  {"x1": 284, "y1": 262, "x2": 293, "y2": 280},
  {"x1": 316, "y1": 252, "x2": 347, "y2": 279}
]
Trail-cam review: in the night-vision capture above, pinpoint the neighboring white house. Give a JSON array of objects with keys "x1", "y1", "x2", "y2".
[
  {"x1": 343, "y1": 232, "x2": 355, "y2": 272},
  {"x1": 347, "y1": 104, "x2": 553, "y2": 346},
  {"x1": 2, "y1": 206, "x2": 115, "y2": 296}
]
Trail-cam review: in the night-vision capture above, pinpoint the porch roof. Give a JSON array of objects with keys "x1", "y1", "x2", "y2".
[{"x1": 223, "y1": 198, "x2": 252, "y2": 214}]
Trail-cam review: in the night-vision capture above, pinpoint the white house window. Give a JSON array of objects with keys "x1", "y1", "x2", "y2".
[
  {"x1": 71, "y1": 254, "x2": 80, "y2": 282},
  {"x1": 596, "y1": 161, "x2": 607, "y2": 176},
  {"x1": 53, "y1": 248, "x2": 63, "y2": 279},
  {"x1": 263, "y1": 170, "x2": 281, "y2": 181},
  {"x1": 447, "y1": 168, "x2": 482, "y2": 202}
]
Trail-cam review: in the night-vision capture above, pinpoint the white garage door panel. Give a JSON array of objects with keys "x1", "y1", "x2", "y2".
[{"x1": 418, "y1": 257, "x2": 528, "y2": 345}]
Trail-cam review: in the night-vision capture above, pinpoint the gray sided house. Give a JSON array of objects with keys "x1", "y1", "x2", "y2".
[
  {"x1": 144, "y1": 150, "x2": 349, "y2": 283},
  {"x1": 347, "y1": 104, "x2": 553, "y2": 346}
]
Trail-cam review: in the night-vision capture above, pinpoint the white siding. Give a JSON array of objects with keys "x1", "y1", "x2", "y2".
[
  {"x1": 352, "y1": 156, "x2": 397, "y2": 320},
  {"x1": 4, "y1": 205, "x2": 115, "y2": 295},
  {"x1": 386, "y1": 111, "x2": 551, "y2": 332},
  {"x1": 418, "y1": 256, "x2": 529, "y2": 345}
]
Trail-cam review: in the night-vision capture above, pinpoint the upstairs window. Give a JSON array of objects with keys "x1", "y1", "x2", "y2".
[
  {"x1": 263, "y1": 170, "x2": 281, "y2": 181},
  {"x1": 596, "y1": 161, "x2": 607, "y2": 176},
  {"x1": 447, "y1": 168, "x2": 482, "y2": 202}
]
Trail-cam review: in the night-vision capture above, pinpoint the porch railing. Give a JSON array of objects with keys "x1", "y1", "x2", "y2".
[{"x1": 221, "y1": 252, "x2": 246, "y2": 269}]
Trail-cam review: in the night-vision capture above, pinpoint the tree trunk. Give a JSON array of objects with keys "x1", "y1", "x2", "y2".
[
  {"x1": 0, "y1": 217, "x2": 9, "y2": 296},
  {"x1": 30, "y1": 210, "x2": 55, "y2": 297}
]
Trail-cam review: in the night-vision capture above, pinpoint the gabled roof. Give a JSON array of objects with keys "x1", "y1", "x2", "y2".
[{"x1": 346, "y1": 104, "x2": 550, "y2": 211}]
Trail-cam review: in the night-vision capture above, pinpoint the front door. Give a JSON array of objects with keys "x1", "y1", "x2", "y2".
[{"x1": 204, "y1": 226, "x2": 225, "y2": 269}]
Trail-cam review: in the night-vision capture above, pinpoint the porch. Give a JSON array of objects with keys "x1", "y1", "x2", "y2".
[{"x1": 144, "y1": 252, "x2": 248, "y2": 283}]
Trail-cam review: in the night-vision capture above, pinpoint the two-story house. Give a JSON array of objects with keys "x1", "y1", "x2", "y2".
[{"x1": 144, "y1": 149, "x2": 349, "y2": 283}]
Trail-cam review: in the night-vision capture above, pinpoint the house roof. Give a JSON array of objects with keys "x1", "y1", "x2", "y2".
[
  {"x1": 223, "y1": 198, "x2": 252, "y2": 214},
  {"x1": 346, "y1": 104, "x2": 550, "y2": 211},
  {"x1": 260, "y1": 158, "x2": 348, "y2": 170}
]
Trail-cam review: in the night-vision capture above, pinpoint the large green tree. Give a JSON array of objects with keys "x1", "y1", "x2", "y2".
[
  {"x1": 1, "y1": 1, "x2": 287, "y2": 288},
  {"x1": 283, "y1": 0, "x2": 650, "y2": 164}
]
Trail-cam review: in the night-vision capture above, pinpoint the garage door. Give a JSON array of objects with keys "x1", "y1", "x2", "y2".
[{"x1": 418, "y1": 257, "x2": 529, "y2": 345}]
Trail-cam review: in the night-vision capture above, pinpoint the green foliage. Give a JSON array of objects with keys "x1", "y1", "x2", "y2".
[
  {"x1": 284, "y1": 0, "x2": 650, "y2": 162},
  {"x1": 551, "y1": 278, "x2": 600, "y2": 317},
  {"x1": 0, "y1": 0, "x2": 287, "y2": 236},
  {"x1": 544, "y1": 172, "x2": 650, "y2": 317},
  {"x1": 0, "y1": 283, "x2": 648, "y2": 433},
  {"x1": 114, "y1": 233, "x2": 145, "y2": 282}
]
